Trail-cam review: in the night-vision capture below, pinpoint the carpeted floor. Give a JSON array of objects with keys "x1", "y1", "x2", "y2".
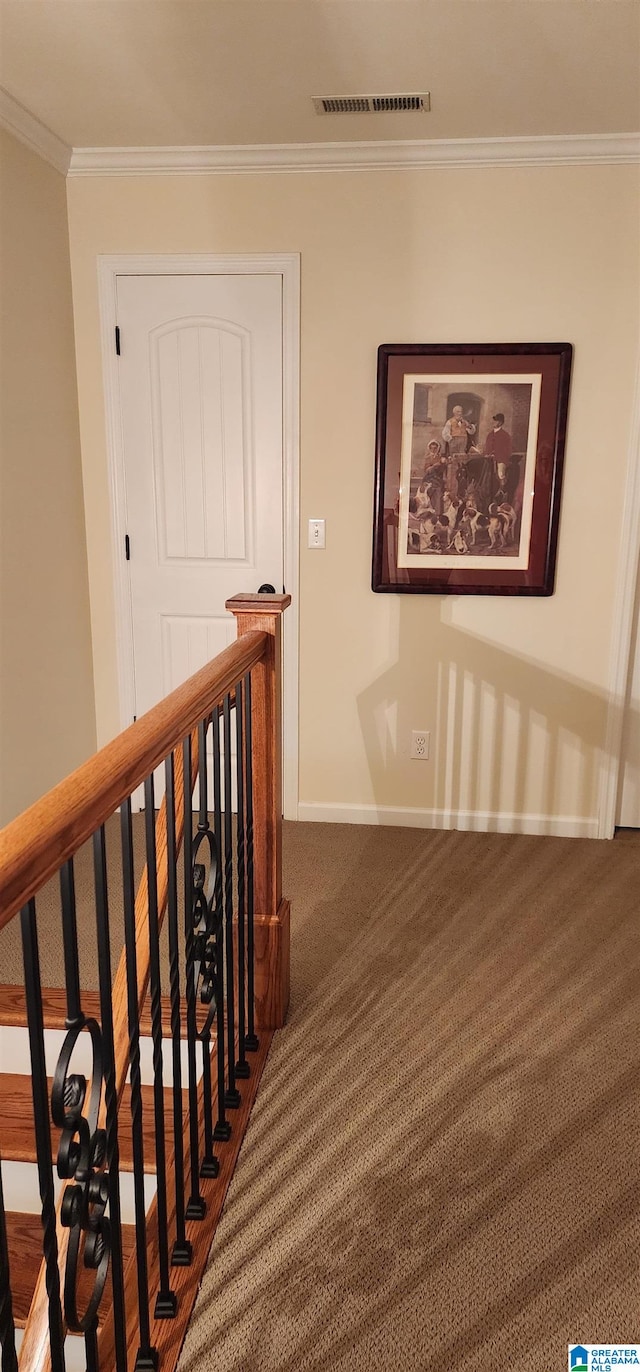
[
  {"x1": 2, "y1": 821, "x2": 640, "y2": 1369},
  {"x1": 177, "y1": 823, "x2": 640, "y2": 1372}
]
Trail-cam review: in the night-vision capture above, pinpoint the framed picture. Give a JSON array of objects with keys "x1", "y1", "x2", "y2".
[{"x1": 372, "y1": 342, "x2": 572, "y2": 595}]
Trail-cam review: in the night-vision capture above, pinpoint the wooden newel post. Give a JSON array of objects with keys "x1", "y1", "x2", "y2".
[{"x1": 226, "y1": 593, "x2": 291, "y2": 1029}]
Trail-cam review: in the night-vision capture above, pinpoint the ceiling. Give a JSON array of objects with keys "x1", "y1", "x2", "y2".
[{"x1": 0, "y1": 0, "x2": 639, "y2": 151}]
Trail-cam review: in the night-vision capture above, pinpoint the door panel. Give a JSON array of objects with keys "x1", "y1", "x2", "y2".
[
  {"x1": 153, "y1": 322, "x2": 250, "y2": 562},
  {"x1": 160, "y1": 615, "x2": 235, "y2": 693},
  {"x1": 116, "y1": 273, "x2": 283, "y2": 725}
]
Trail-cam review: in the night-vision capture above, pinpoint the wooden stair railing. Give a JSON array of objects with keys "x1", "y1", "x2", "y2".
[
  {"x1": 15, "y1": 734, "x2": 200, "y2": 1372},
  {"x1": 0, "y1": 592, "x2": 290, "y2": 1372}
]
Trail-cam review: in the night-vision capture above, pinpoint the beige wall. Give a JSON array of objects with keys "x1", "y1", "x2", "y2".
[
  {"x1": 66, "y1": 163, "x2": 640, "y2": 835},
  {"x1": 0, "y1": 128, "x2": 96, "y2": 824}
]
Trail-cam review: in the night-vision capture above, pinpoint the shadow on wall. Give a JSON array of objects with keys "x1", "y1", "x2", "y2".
[{"x1": 356, "y1": 604, "x2": 614, "y2": 831}]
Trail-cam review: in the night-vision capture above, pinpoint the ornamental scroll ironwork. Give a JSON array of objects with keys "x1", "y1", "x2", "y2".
[
  {"x1": 191, "y1": 826, "x2": 222, "y2": 1039},
  {"x1": 51, "y1": 1019, "x2": 111, "y2": 1331}
]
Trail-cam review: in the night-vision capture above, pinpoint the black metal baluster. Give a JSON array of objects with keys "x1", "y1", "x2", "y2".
[
  {"x1": 144, "y1": 775, "x2": 178, "y2": 1318},
  {"x1": 212, "y1": 707, "x2": 231, "y2": 1142},
  {"x1": 54, "y1": 841, "x2": 114, "y2": 1357},
  {"x1": 244, "y1": 671, "x2": 259, "y2": 1052},
  {"x1": 223, "y1": 693, "x2": 241, "y2": 1107},
  {"x1": 120, "y1": 800, "x2": 158, "y2": 1371},
  {"x1": 93, "y1": 827, "x2": 128, "y2": 1371},
  {"x1": 59, "y1": 860, "x2": 83, "y2": 1031},
  {"x1": 20, "y1": 898, "x2": 66, "y2": 1371},
  {"x1": 182, "y1": 735, "x2": 206, "y2": 1221},
  {"x1": 196, "y1": 718, "x2": 219, "y2": 1180},
  {"x1": 84, "y1": 1320, "x2": 100, "y2": 1372},
  {"x1": 198, "y1": 717, "x2": 208, "y2": 835},
  {"x1": 0, "y1": 1156, "x2": 18, "y2": 1372},
  {"x1": 234, "y1": 680, "x2": 249, "y2": 1080},
  {"x1": 165, "y1": 752, "x2": 192, "y2": 1267}
]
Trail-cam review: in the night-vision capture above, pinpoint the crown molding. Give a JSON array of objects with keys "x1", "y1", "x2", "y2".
[
  {"x1": 68, "y1": 132, "x2": 640, "y2": 176},
  {"x1": 0, "y1": 96, "x2": 635, "y2": 178},
  {"x1": 0, "y1": 87, "x2": 71, "y2": 175}
]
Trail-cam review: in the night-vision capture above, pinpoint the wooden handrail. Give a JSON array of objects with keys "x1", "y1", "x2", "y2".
[
  {"x1": 3, "y1": 593, "x2": 291, "y2": 1372},
  {"x1": 0, "y1": 630, "x2": 266, "y2": 928}
]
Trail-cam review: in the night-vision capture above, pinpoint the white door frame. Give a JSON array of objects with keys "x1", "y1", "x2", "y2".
[
  {"x1": 597, "y1": 360, "x2": 640, "y2": 837},
  {"x1": 98, "y1": 252, "x2": 300, "y2": 819}
]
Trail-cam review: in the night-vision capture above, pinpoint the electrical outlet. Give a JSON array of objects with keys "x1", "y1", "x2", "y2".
[{"x1": 410, "y1": 730, "x2": 430, "y2": 760}]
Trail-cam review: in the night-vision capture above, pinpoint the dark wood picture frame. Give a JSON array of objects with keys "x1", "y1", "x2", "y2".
[{"x1": 372, "y1": 342, "x2": 572, "y2": 596}]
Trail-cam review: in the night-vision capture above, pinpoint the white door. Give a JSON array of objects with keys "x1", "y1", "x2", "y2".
[{"x1": 116, "y1": 273, "x2": 283, "y2": 725}]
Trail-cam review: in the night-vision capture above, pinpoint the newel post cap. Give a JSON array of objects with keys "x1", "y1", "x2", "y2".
[{"x1": 226, "y1": 593, "x2": 291, "y2": 617}]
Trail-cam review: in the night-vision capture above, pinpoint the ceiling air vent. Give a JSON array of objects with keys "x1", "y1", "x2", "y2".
[{"x1": 313, "y1": 92, "x2": 430, "y2": 116}]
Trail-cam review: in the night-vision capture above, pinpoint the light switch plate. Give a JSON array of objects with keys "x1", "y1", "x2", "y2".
[{"x1": 308, "y1": 519, "x2": 326, "y2": 548}]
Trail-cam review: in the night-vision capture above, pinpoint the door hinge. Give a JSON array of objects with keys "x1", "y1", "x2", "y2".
[
  {"x1": 125, "y1": 534, "x2": 130, "y2": 560},
  {"x1": 115, "y1": 325, "x2": 121, "y2": 355}
]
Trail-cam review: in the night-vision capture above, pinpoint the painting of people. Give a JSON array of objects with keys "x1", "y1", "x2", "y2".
[{"x1": 396, "y1": 374, "x2": 541, "y2": 571}]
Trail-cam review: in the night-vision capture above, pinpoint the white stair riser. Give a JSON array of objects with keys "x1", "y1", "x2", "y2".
[
  {"x1": 0, "y1": 1024, "x2": 196, "y2": 1088},
  {"x1": 1, "y1": 1159, "x2": 156, "y2": 1221},
  {"x1": 14, "y1": 1328, "x2": 87, "y2": 1370}
]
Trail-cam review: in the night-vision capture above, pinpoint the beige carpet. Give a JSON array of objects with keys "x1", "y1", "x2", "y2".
[
  {"x1": 2, "y1": 822, "x2": 640, "y2": 1369},
  {"x1": 177, "y1": 823, "x2": 640, "y2": 1372}
]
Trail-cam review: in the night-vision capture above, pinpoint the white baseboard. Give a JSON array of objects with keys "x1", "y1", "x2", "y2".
[{"x1": 297, "y1": 801, "x2": 599, "y2": 839}]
